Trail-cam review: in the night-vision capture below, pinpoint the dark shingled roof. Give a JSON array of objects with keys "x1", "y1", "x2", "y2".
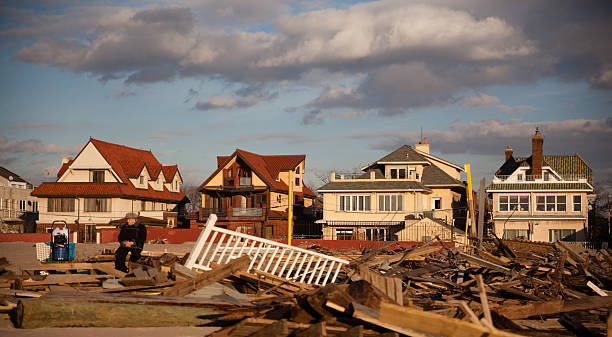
[
  {"x1": 421, "y1": 164, "x2": 463, "y2": 187},
  {"x1": 487, "y1": 182, "x2": 592, "y2": 191},
  {"x1": 0, "y1": 166, "x2": 30, "y2": 185},
  {"x1": 376, "y1": 145, "x2": 429, "y2": 163},
  {"x1": 495, "y1": 154, "x2": 592, "y2": 184},
  {"x1": 318, "y1": 180, "x2": 430, "y2": 192}
]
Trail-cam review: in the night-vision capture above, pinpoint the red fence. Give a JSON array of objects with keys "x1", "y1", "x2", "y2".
[{"x1": 0, "y1": 233, "x2": 57, "y2": 243}]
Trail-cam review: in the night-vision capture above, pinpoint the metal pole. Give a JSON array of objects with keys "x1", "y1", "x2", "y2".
[{"x1": 463, "y1": 163, "x2": 474, "y2": 252}]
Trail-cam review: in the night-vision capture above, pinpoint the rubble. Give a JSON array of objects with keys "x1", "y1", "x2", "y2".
[{"x1": 0, "y1": 236, "x2": 611, "y2": 336}]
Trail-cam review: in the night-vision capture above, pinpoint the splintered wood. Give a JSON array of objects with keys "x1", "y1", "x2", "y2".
[{"x1": 2, "y1": 237, "x2": 612, "y2": 336}]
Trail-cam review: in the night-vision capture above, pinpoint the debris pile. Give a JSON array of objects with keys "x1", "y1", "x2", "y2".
[{"x1": 1, "y1": 237, "x2": 611, "y2": 336}]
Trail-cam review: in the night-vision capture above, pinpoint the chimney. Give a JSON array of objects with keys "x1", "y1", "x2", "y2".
[
  {"x1": 531, "y1": 128, "x2": 543, "y2": 178},
  {"x1": 505, "y1": 146, "x2": 513, "y2": 161},
  {"x1": 414, "y1": 137, "x2": 430, "y2": 154},
  {"x1": 61, "y1": 156, "x2": 73, "y2": 165}
]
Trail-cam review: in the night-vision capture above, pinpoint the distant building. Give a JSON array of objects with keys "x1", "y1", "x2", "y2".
[
  {"x1": 32, "y1": 138, "x2": 187, "y2": 242},
  {"x1": 317, "y1": 141, "x2": 466, "y2": 241},
  {"x1": 487, "y1": 129, "x2": 595, "y2": 242},
  {"x1": 198, "y1": 149, "x2": 317, "y2": 238},
  {"x1": 0, "y1": 166, "x2": 38, "y2": 233}
]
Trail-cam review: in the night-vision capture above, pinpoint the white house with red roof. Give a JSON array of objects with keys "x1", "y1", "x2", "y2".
[
  {"x1": 32, "y1": 138, "x2": 186, "y2": 241},
  {"x1": 198, "y1": 149, "x2": 317, "y2": 238}
]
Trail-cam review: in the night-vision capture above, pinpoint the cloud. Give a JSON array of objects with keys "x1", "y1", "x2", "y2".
[
  {"x1": 195, "y1": 92, "x2": 277, "y2": 111},
  {"x1": 30, "y1": 159, "x2": 48, "y2": 165},
  {"x1": 4, "y1": 123, "x2": 62, "y2": 130},
  {"x1": 0, "y1": 155, "x2": 17, "y2": 166},
  {"x1": 495, "y1": 104, "x2": 539, "y2": 113},
  {"x1": 0, "y1": 135, "x2": 79, "y2": 154},
  {"x1": 351, "y1": 117, "x2": 612, "y2": 178},
  {"x1": 231, "y1": 132, "x2": 315, "y2": 145},
  {"x1": 462, "y1": 92, "x2": 500, "y2": 108},
  {"x1": 6, "y1": 1, "x2": 612, "y2": 113}
]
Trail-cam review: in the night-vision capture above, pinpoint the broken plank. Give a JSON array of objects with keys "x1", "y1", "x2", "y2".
[
  {"x1": 496, "y1": 295, "x2": 612, "y2": 319},
  {"x1": 163, "y1": 255, "x2": 250, "y2": 297},
  {"x1": 36, "y1": 262, "x2": 95, "y2": 270},
  {"x1": 292, "y1": 321, "x2": 326, "y2": 337},
  {"x1": 172, "y1": 263, "x2": 199, "y2": 279},
  {"x1": 93, "y1": 263, "x2": 126, "y2": 278}
]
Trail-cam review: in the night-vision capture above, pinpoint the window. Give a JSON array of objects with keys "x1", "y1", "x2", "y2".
[
  {"x1": 33, "y1": 201, "x2": 38, "y2": 212},
  {"x1": 277, "y1": 195, "x2": 282, "y2": 203},
  {"x1": 295, "y1": 166, "x2": 300, "y2": 174},
  {"x1": 365, "y1": 228, "x2": 387, "y2": 241},
  {"x1": 336, "y1": 228, "x2": 354, "y2": 240},
  {"x1": 295, "y1": 177, "x2": 300, "y2": 186},
  {"x1": 503, "y1": 229, "x2": 529, "y2": 240},
  {"x1": 544, "y1": 172, "x2": 550, "y2": 181},
  {"x1": 255, "y1": 194, "x2": 267, "y2": 204},
  {"x1": 48, "y1": 198, "x2": 75, "y2": 212},
  {"x1": 227, "y1": 169, "x2": 233, "y2": 178},
  {"x1": 19, "y1": 200, "x2": 26, "y2": 211},
  {"x1": 573, "y1": 195, "x2": 581, "y2": 212},
  {"x1": 549, "y1": 229, "x2": 576, "y2": 242},
  {"x1": 499, "y1": 195, "x2": 529, "y2": 211},
  {"x1": 378, "y1": 194, "x2": 403, "y2": 212},
  {"x1": 339, "y1": 195, "x2": 371, "y2": 212},
  {"x1": 84, "y1": 198, "x2": 111, "y2": 212},
  {"x1": 408, "y1": 167, "x2": 416, "y2": 178},
  {"x1": 141, "y1": 200, "x2": 146, "y2": 211},
  {"x1": 389, "y1": 168, "x2": 406, "y2": 179},
  {"x1": 432, "y1": 197, "x2": 441, "y2": 210},
  {"x1": 91, "y1": 170, "x2": 105, "y2": 183},
  {"x1": 139, "y1": 176, "x2": 144, "y2": 184},
  {"x1": 517, "y1": 174, "x2": 523, "y2": 181},
  {"x1": 536, "y1": 195, "x2": 566, "y2": 212}
]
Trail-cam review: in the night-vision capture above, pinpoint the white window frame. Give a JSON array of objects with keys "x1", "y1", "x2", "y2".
[
  {"x1": 498, "y1": 195, "x2": 529, "y2": 212},
  {"x1": 338, "y1": 195, "x2": 371, "y2": 212},
  {"x1": 573, "y1": 195, "x2": 581, "y2": 212},
  {"x1": 378, "y1": 194, "x2": 403, "y2": 212},
  {"x1": 536, "y1": 195, "x2": 566, "y2": 212},
  {"x1": 549, "y1": 229, "x2": 576, "y2": 242},
  {"x1": 432, "y1": 197, "x2": 441, "y2": 210},
  {"x1": 503, "y1": 229, "x2": 529, "y2": 240}
]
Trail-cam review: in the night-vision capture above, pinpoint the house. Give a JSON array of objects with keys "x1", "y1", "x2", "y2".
[
  {"x1": 317, "y1": 141, "x2": 466, "y2": 241},
  {"x1": 486, "y1": 128, "x2": 594, "y2": 242},
  {"x1": 32, "y1": 138, "x2": 187, "y2": 241},
  {"x1": 198, "y1": 149, "x2": 317, "y2": 238},
  {"x1": 0, "y1": 166, "x2": 39, "y2": 233}
]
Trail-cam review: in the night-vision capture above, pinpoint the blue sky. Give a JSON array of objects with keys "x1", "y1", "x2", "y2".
[{"x1": 1, "y1": 0, "x2": 611, "y2": 190}]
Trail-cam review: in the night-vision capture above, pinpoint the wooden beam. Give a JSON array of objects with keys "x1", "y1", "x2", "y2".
[
  {"x1": 172, "y1": 263, "x2": 199, "y2": 279},
  {"x1": 475, "y1": 274, "x2": 494, "y2": 329},
  {"x1": 249, "y1": 319, "x2": 289, "y2": 337},
  {"x1": 496, "y1": 296, "x2": 612, "y2": 319},
  {"x1": 163, "y1": 255, "x2": 250, "y2": 297},
  {"x1": 93, "y1": 263, "x2": 126, "y2": 278},
  {"x1": 293, "y1": 321, "x2": 326, "y2": 337}
]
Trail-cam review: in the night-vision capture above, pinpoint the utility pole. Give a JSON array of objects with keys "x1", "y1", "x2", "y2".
[
  {"x1": 477, "y1": 177, "x2": 486, "y2": 250},
  {"x1": 288, "y1": 170, "x2": 293, "y2": 246}
]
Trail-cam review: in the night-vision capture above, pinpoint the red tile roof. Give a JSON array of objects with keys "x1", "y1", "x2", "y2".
[
  {"x1": 203, "y1": 149, "x2": 316, "y2": 198},
  {"x1": 37, "y1": 138, "x2": 184, "y2": 203}
]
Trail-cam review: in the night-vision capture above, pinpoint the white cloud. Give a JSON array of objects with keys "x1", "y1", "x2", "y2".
[
  {"x1": 0, "y1": 135, "x2": 79, "y2": 154},
  {"x1": 462, "y1": 92, "x2": 500, "y2": 108},
  {"x1": 495, "y1": 104, "x2": 539, "y2": 113}
]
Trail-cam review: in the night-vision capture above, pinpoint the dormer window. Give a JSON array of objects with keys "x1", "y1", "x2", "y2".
[
  {"x1": 517, "y1": 174, "x2": 523, "y2": 181},
  {"x1": 408, "y1": 167, "x2": 416, "y2": 178},
  {"x1": 90, "y1": 170, "x2": 105, "y2": 183},
  {"x1": 296, "y1": 166, "x2": 300, "y2": 174},
  {"x1": 544, "y1": 172, "x2": 550, "y2": 181},
  {"x1": 139, "y1": 175, "x2": 145, "y2": 185}
]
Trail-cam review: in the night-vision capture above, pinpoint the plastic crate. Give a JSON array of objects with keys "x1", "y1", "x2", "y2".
[{"x1": 36, "y1": 242, "x2": 51, "y2": 262}]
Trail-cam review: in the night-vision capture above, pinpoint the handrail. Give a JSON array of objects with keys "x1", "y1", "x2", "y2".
[{"x1": 185, "y1": 214, "x2": 349, "y2": 285}]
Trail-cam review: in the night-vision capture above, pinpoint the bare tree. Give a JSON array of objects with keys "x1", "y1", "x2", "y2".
[{"x1": 182, "y1": 185, "x2": 202, "y2": 214}]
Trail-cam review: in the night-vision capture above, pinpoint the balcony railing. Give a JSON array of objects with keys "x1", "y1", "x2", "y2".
[
  {"x1": 239, "y1": 177, "x2": 252, "y2": 186},
  {"x1": 494, "y1": 174, "x2": 589, "y2": 182},
  {"x1": 201, "y1": 208, "x2": 227, "y2": 217},
  {"x1": 334, "y1": 173, "x2": 364, "y2": 180},
  {"x1": 232, "y1": 207, "x2": 263, "y2": 217},
  {"x1": 0, "y1": 209, "x2": 24, "y2": 219}
]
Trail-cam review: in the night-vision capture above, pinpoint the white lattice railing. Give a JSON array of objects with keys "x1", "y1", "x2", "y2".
[{"x1": 185, "y1": 214, "x2": 349, "y2": 286}]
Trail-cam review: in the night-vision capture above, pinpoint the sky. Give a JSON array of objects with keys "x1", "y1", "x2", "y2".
[{"x1": 1, "y1": 0, "x2": 611, "y2": 191}]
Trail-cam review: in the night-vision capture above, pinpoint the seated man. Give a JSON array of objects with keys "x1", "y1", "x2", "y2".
[{"x1": 115, "y1": 212, "x2": 147, "y2": 272}]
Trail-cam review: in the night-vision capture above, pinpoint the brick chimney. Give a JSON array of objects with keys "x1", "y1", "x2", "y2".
[
  {"x1": 531, "y1": 128, "x2": 543, "y2": 178},
  {"x1": 505, "y1": 146, "x2": 513, "y2": 161}
]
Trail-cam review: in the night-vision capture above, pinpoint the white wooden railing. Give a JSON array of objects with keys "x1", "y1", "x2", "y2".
[{"x1": 185, "y1": 214, "x2": 349, "y2": 286}]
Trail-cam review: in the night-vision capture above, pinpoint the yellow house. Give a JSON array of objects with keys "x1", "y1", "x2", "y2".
[
  {"x1": 487, "y1": 129, "x2": 594, "y2": 243},
  {"x1": 317, "y1": 142, "x2": 466, "y2": 241}
]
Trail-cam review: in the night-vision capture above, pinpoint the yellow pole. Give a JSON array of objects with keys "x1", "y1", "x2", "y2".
[
  {"x1": 463, "y1": 163, "x2": 473, "y2": 252},
  {"x1": 288, "y1": 170, "x2": 293, "y2": 246}
]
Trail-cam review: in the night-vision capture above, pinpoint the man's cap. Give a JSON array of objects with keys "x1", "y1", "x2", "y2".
[{"x1": 125, "y1": 212, "x2": 138, "y2": 219}]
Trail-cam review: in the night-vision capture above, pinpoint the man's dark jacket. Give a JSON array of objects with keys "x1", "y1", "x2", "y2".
[{"x1": 117, "y1": 222, "x2": 147, "y2": 249}]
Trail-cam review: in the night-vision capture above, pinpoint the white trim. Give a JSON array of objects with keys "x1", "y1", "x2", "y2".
[
  {"x1": 487, "y1": 189, "x2": 592, "y2": 193},
  {"x1": 415, "y1": 151, "x2": 464, "y2": 171},
  {"x1": 319, "y1": 189, "x2": 429, "y2": 192},
  {"x1": 493, "y1": 216, "x2": 585, "y2": 220}
]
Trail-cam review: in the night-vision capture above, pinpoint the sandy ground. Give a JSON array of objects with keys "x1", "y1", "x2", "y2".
[{"x1": 0, "y1": 242, "x2": 223, "y2": 336}]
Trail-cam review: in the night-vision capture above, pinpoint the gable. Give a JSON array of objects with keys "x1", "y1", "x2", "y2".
[{"x1": 58, "y1": 142, "x2": 119, "y2": 183}]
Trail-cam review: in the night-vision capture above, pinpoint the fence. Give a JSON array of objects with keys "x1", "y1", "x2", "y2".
[
  {"x1": 565, "y1": 241, "x2": 609, "y2": 250},
  {"x1": 185, "y1": 214, "x2": 349, "y2": 285}
]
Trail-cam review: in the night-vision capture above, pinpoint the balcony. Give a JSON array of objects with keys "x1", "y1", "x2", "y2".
[
  {"x1": 239, "y1": 177, "x2": 252, "y2": 186},
  {"x1": 493, "y1": 174, "x2": 589, "y2": 183},
  {"x1": 232, "y1": 207, "x2": 263, "y2": 217},
  {"x1": 0, "y1": 209, "x2": 24, "y2": 220},
  {"x1": 201, "y1": 208, "x2": 227, "y2": 217}
]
